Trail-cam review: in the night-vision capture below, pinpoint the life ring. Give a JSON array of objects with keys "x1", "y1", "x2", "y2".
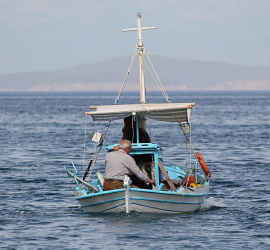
[{"x1": 196, "y1": 153, "x2": 211, "y2": 179}]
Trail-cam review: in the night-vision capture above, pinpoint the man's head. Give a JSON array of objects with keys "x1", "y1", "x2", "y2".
[{"x1": 119, "y1": 139, "x2": 132, "y2": 154}]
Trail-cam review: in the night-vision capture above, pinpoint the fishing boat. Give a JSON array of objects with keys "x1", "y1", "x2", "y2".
[{"x1": 64, "y1": 13, "x2": 211, "y2": 213}]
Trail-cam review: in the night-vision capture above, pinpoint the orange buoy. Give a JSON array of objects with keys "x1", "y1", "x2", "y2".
[
  {"x1": 183, "y1": 173, "x2": 195, "y2": 187},
  {"x1": 196, "y1": 153, "x2": 211, "y2": 179}
]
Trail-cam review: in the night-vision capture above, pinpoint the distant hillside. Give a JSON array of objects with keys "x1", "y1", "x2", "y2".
[{"x1": 0, "y1": 55, "x2": 270, "y2": 91}]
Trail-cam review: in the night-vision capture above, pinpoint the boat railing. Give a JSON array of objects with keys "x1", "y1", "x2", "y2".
[{"x1": 64, "y1": 162, "x2": 99, "y2": 193}]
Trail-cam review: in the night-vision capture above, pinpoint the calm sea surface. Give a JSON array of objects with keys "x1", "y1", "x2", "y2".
[{"x1": 0, "y1": 91, "x2": 269, "y2": 249}]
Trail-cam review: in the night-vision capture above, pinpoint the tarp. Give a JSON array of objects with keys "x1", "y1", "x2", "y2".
[{"x1": 85, "y1": 103, "x2": 195, "y2": 123}]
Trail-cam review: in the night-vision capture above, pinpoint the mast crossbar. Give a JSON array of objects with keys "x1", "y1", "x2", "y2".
[
  {"x1": 122, "y1": 27, "x2": 157, "y2": 32},
  {"x1": 122, "y1": 13, "x2": 157, "y2": 106},
  {"x1": 122, "y1": 13, "x2": 157, "y2": 131}
]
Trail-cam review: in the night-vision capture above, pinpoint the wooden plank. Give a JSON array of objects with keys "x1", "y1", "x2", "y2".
[
  {"x1": 66, "y1": 169, "x2": 99, "y2": 192},
  {"x1": 75, "y1": 176, "x2": 99, "y2": 193},
  {"x1": 158, "y1": 162, "x2": 177, "y2": 191}
]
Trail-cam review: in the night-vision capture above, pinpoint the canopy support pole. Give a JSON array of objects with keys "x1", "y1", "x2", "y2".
[{"x1": 136, "y1": 116, "x2": 140, "y2": 143}]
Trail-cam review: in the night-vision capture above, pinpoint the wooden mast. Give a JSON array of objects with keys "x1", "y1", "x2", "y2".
[
  {"x1": 122, "y1": 13, "x2": 157, "y2": 104},
  {"x1": 137, "y1": 13, "x2": 146, "y2": 104},
  {"x1": 122, "y1": 13, "x2": 157, "y2": 133}
]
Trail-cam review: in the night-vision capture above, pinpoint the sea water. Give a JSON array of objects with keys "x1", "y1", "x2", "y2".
[{"x1": 0, "y1": 91, "x2": 269, "y2": 249}]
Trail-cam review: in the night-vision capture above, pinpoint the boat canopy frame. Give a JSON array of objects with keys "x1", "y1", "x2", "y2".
[{"x1": 85, "y1": 103, "x2": 195, "y2": 123}]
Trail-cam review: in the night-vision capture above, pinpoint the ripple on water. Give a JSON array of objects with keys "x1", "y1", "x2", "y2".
[
  {"x1": 1, "y1": 91, "x2": 270, "y2": 250},
  {"x1": 200, "y1": 197, "x2": 227, "y2": 212}
]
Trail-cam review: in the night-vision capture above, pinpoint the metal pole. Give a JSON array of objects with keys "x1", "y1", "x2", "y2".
[{"x1": 136, "y1": 116, "x2": 140, "y2": 143}]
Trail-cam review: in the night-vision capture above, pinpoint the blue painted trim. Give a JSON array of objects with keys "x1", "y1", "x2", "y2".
[
  {"x1": 130, "y1": 197, "x2": 204, "y2": 205},
  {"x1": 100, "y1": 203, "x2": 125, "y2": 213},
  {"x1": 63, "y1": 162, "x2": 79, "y2": 184},
  {"x1": 129, "y1": 187, "x2": 209, "y2": 197},
  {"x1": 75, "y1": 188, "x2": 125, "y2": 199},
  {"x1": 106, "y1": 143, "x2": 160, "y2": 152},
  {"x1": 97, "y1": 185, "x2": 103, "y2": 192},
  {"x1": 158, "y1": 183, "x2": 164, "y2": 191},
  {"x1": 76, "y1": 186, "x2": 209, "y2": 200},
  {"x1": 81, "y1": 197, "x2": 203, "y2": 212},
  {"x1": 154, "y1": 153, "x2": 160, "y2": 186},
  {"x1": 81, "y1": 197, "x2": 125, "y2": 208},
  {"x1": 131, "y1": 202, "x2": 196, "y2": 213}
]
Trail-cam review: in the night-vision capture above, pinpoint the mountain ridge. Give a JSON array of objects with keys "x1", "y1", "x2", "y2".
[{"x1": 1, "y1": 55, "x2": 270, "y2": 91}]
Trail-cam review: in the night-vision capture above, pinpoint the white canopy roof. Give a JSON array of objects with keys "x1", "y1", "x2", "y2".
[{"x1": 85, "y1": 103, "x2": 195, "y2": 122}]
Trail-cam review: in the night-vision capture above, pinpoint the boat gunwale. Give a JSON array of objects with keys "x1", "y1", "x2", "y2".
[
  {"x1": 80, "y1": 196, "x2": 206, "y2": 208},
  {"x1": 75, "y1": 185, "x2": 209, "y2": 200}
]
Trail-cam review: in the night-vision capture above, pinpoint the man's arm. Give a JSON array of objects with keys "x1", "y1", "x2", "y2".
[{"x1": 126, "y1": 156, "x2": 150, "y2": 184}]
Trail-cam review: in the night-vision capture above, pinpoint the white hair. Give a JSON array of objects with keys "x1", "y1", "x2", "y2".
[{"x1": 119, "y1": 139, "x2": 131, "y2": 150}]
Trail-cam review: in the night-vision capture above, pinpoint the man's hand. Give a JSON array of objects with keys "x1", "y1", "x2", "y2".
[{"x1": 150, "y1": 179, "x2": 156, "y2": 186}]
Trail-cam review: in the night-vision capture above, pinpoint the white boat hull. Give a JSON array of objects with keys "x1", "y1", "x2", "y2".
[{"x1": 75, "y1": 185, "x2": 209, "y2": 213}]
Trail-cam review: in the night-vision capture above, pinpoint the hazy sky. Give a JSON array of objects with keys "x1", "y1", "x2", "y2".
[{"x1": 1, "y1": 0, "x2": 270, "y2": 74}]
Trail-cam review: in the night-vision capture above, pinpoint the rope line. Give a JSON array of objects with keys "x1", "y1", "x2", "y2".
[
  {"x1": 87, "y1": 122, "x2": 111, "y2": 182},
  {"x1": 144, "y1": 51, "x2": 171, "y2": 103},
  {"x1": 147, "y1": 117, "x2": 152, "y2": 142},
  {"x1": 115, "y1": 48, "x2": 137, "y2": 104},
  {"x1": 82, "y1": 115, "x2": 88, "y2": 178},
  {"x1": 189, "y1": 117, "x2": 192, "y2": 170},
  {"x1": 86, "y1": 50, "x2": 138, "y2": 181},
  {"x1": 143, "y1": 59, "x2": 165, "y2": 97},
  {"x1": 85, "y1": 45, "x2": 174, "y2": 183}
]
